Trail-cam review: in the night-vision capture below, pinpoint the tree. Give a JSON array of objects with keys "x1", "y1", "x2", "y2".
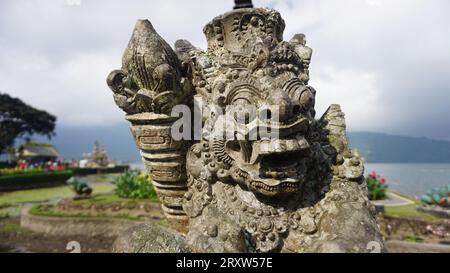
[
  {"x1": 0, "y1": 92, "x2": 56, "y2": 154},
  {"x1": 5, "y1": 146, "x2": 16, "y2": 163}
]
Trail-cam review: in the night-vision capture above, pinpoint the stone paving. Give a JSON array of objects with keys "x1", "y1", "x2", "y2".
[{"x1": 372, "y1": 192, "x2": 415, "y2": 207}]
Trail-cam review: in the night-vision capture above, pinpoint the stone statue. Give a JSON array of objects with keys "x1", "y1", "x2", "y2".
[{"x1": 108, "y1": 0, "x2": 384, "y2": 253}]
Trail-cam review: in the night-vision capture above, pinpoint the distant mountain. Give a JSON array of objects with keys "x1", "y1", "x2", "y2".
[
  {"x1": 33, "y1": 123, "x2": 141, "y2": 163},
  {"x1": 348, "y1": 132, "x2": 450, "y2": 163},
  {"x1": 17, "y1": 127, "x2": 450, "y2": 164}
]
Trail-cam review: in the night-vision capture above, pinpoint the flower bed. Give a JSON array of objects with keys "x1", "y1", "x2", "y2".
[{"x1": 367, "y1": 171, "x2": 388, "y2": 201}]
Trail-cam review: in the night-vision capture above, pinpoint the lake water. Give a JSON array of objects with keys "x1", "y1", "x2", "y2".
[
  {"x1": 130, "y1": 162, "x2": 145, "y2": 171},
  {"x1": 365, "y1": 163, "x2": 450, "y2": 198},
  {"x1": 131, "y1": 162, "x2": 450, "y2": 198}
]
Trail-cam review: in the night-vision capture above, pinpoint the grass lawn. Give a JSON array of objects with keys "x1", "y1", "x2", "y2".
[
  {"x1": 72, "y1": 192, "x2": 160, "y2": 205},
  {"x1": 385, "y1": 204, "x2": 441, "y2": 222},
  {"x1": 0, "y1": 172, "x2": 162, "y2": 218},
  {"x1": 384, "y1": 190, "x2": 442, "y2": 222},
  {"x1": 0, "y1": 183, "x2": 115, "y2": 206},
  {"x1": 29, "y1": 205, "x2": 142, "y2": 221},
  {"x1": 29, "y1": 193, "x2": 166, "y2": 226},
  {"x1": 29, "y1": 205, "x2": 169, "y2": 228},
  {"x1": 0, "y1": 182, "x2": 115, "y2": 218}
]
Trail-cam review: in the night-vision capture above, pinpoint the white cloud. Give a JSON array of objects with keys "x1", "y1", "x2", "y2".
[
  {"x1": 270, "y1": 0, "x2": 450, "y2": 139},
  {"x1": 313, "y1": 66, "x2": 381, "y2": 131},
  {"x1": 1, "y1": 0, "x2": 450, "y2": 139}
]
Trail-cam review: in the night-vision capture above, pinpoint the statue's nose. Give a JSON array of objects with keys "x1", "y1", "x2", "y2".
[{"x1": 265, "y1": 90, "x2": 295, "y2": 122}]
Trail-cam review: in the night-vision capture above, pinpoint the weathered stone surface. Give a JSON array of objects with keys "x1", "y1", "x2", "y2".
[
  {"x1": 113, "y1": 224, "x2": 187, "y2": 253},
  {"x1": 185, "y1": 206, "x2": 248, "y2": 253},
  {"x1": 107, "y1": 0, "x2": 384, "y2": 253},
  {"x1": 107, "y1": 20, "x2": 193, "y2": 232}
]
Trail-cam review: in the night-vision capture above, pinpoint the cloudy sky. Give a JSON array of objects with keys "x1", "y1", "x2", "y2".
[{"x1": 1, "y1": 0, "x2": 450, "y2": 141}]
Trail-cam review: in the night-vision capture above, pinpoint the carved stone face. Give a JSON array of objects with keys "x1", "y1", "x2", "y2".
[
  {"x1": 204, "y1": 75, "x2": 316, "y2": 198},
  {"x1": 185, "y1": 8, "x2": 317, "y2": 198}
]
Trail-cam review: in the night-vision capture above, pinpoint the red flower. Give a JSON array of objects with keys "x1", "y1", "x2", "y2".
[{"x1": 380, "y1": 178, "x2": 386, "y2": 184}]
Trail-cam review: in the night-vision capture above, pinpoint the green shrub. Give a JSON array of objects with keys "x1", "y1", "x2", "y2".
[
  {"x1": 67, "y1": 177, "x2": 93, "y2": 197},
  {"x1": 70, "y1": 165, "x2": 129, "y2": 176},
  {"x1": 113, "y1": 171, "x2": 157, "y2": 200},
  {"x1": 0, "y1": 171, "x2": 73, "y2": 191},
  {"x1": 1, "y1": 168, "x2": 45, "y2": 176},
  {"x1": 367, "y1": 171, "x2": 388, "y2": 201},
  {"x1": 421, "y1": 185, "x2": 450, "y2": 207},
  {"x1": 0, "y1": 170, "x2": 73, "y2": 186}
]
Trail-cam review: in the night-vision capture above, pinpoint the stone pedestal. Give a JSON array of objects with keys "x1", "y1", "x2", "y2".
[{"x1": 113, "y1": 223, "x2": 187, "y2": 253}]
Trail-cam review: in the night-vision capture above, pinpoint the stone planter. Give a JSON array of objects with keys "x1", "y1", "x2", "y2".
[
  {"x1": 386, "y1": 240, "x2": 450, "y2": 253},
  {"x1": 417, "y1": 206, "x2": 450, "y2": 219}
]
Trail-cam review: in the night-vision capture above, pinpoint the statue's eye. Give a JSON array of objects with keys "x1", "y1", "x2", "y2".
[
  {"x1": 228, "y1": 88, "x2": 258, "y2": 105},
  {"x1": 226, "y1": 85, "x2": 260, "y2": 125},
  {"x1": 226, "y1": 81, "x2": 261, "y2": 107},
  {"x1": 231, "y1": 100, "x2": 257, "y2": 125},
  {"x1": 283, "y1": 78, "x2": 316, "y2": 114},
  {"x1": 299, "y1": 89, "x2": 315, "y2": 110}
]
